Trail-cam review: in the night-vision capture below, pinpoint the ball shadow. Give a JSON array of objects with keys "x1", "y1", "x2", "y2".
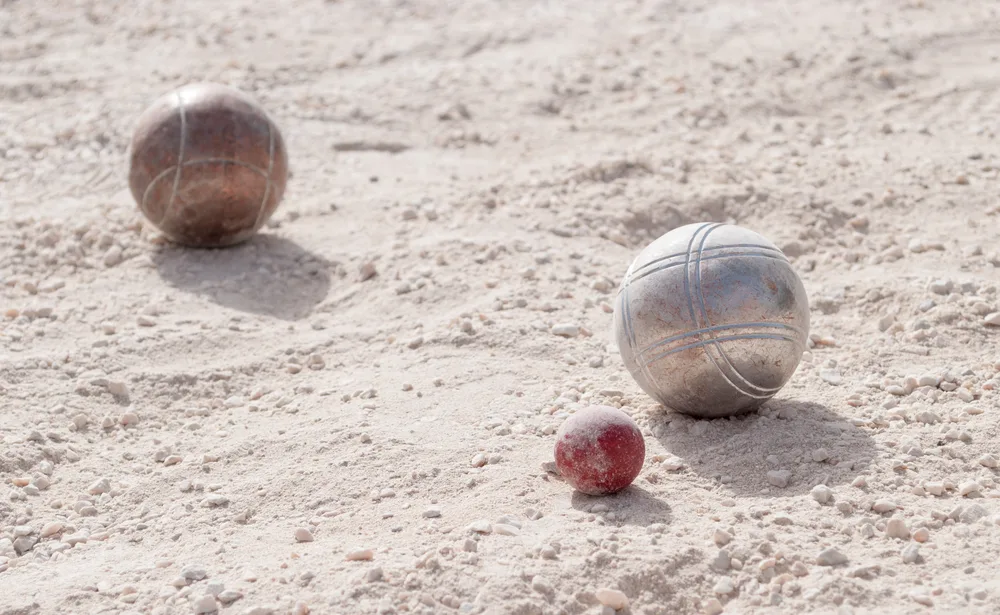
[
  {"x1": 652, "y1": 399, "x2": 876, "y2": 497},
  {"x1": 151, "y1": 234, "x2": 332, "y2": 321},
  {"x1": 570, "y1": 485, "x2": 672, "y2": 527}
]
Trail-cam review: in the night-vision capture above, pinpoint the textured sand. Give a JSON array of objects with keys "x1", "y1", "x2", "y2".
[{"x1": 4, "y1": 1, "x2": 1000, "y2": 614}]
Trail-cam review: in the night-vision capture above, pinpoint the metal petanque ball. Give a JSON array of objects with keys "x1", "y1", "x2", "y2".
[
  {"x1": 613, "y1": 222, "x2": 810, "y2": 419},
  {"x1": 127, "y1": 82, "x2": 289, "y2": 248}
]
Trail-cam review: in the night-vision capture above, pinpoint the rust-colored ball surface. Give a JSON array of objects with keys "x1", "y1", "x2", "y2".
[{"x1": 127, "y1": 82, "x2": 289, "y2": 248}]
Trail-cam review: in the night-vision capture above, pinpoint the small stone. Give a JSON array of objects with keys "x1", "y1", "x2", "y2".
[
  {"x1": 182, "y1": 565, "x2": 208, "y2": 581},
  {"x1": 595, "y1": 588, "x2": 629, "y2": 610},
  {"x1": 467, "y1": 520, "x2": 492, "y2": 534},
  {"x1": 422, "y1": 506, "x2": 442, "y2": 518},
  {"x1": 929, "y1": 279, "x2": 953, "y2": 295},
  {"x1": 985, "y1": 313, "x2": 1000, "y2": 326},
  {"x1": 710, "y1": 549, "x2": 730, "y2": 572},
  {"x1": 470, "y1": 453, "x2": 487, "y2": 468},
  {"x1": 13, "y1": 536, "x2": 36, "y2": 554},
  {"x1": 551, "y1": 323, "x2": 580, "y2": 338},
  {"x1": 41, "y1": 522, "x2": 64, "y2": 537},
  {"x1": 201, "y1": 494, "x2": 229, "y2": 508},
  {"x1": 766, "y1": 470, "x2": 792, "y2": 488},
  {"x1": 852, "y1": 476, "x2": 868, "y2": 488},
  {"x1": 137, "y1": 315, "x2": 157, "y2": 327},
  {"x1": 359, "y1": 262, "x2": 377, "y2": 281},
  {"x1": 820, "y1": 369, "x2": 842, "y2": 386},
  {"x1": 366, "y1": 567, "x2": 383, "y2": 583},
  {"x1": 811, "y1": 448, "x2": 830, "y2": 462},
  {"x1": 885, "y1": 518, "x2": 910, "y2": 539},
  {"x1": 218, "y1": 590, "x2": 244, "y2": 605},
  {"x1": 531, "y1": 576, "x2": 554, "y2": 595},
  {"x1": 901, "y1": 543, "x2": 921, "y2": 564},
  {"x1": 87, "y1": 478, "x2": 111, "y2": 495},
  {"x1": 912, "y1": 528, "x2": 929, "y2": 542},
  {"x1": 910, "y1": 590, "x2": 933, "y2": 606},
  {"x1": 925, "y1": 482, "x2": 945, "y2": 496},
  {"x1": 816, "y1": 547, "x2": 848, "y2": 566},
  {"x1": 294, "y1": 528, "x2": 314, "y2": 543},
  {"x1": 872, "y1": 500, "x2": 898, "y2": 513},
  {"x1": 811, "y1": 484, "x2": 834, "y2": 504},
  {"x1": 713, "y1": 529, "x2": 732, "y2": 546},
  {"x1": 163, "y1": 455, "x2": 183, "y2": 466},
  {"x1": 493, "y1": 523, "x2": 520, "y2": 536},
  {"x1": 194, "y1": 595, "x2": 219, "y2": 614},
  {"x1": 713, "y1": 577, "x2": 734, "y2": 595},
  {"x1": 978, "y1": 454, "x2": 999, "y2": 469},
  {"x1": 346, "y1": 549, "x2": 374, "y2": 561},
  {"x1": 959, "y1": 481, "x2": 982, "y2": 498},
  {"x1": 960, "y1": 504, "x2": 988, "y2": 523},
  {"x1": 703, "y1": 598, "x2": 724, "y2": 615}
]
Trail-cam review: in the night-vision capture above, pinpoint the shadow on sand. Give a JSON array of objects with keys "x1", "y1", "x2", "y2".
[
  {"x1": 570, "y1": 486, "x2": 673, "y2": 527},
  {"x1": 651, "y1": 398, "x2": 877, "y2": 497},
  {"x1": 151, "y1": 234, "x2": 333, "y2": 321}
]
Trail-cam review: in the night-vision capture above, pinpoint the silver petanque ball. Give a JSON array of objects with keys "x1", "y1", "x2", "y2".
[{"x1": 613, "y1": 222, "x2": 810, "y2": 418}]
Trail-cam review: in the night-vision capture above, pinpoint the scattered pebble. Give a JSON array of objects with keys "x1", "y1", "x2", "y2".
[
  {"x1": 816, "y1": 548, "x2": 848, "y2": 566},
  {"x1": 811, "y1": 484, "x2": 834, "y2": 504},
  {"x1": 595, "y1": 588, "x2": 629, "y2": 610},
  {"x1": 294, "y1": 528, "x2": 314, "y2": 543}
]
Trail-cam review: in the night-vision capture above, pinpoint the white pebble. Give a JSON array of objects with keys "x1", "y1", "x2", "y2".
[
  {"x1": 885, "y1": 518, "x2": 909, "y2": 539},
  {"x1": 811, "y1": 484, "x2": 834, "y2": 504},
  {"x1": 816, "y1": 547, "x2": 848, "y2": 566},
  {"x1": 87, "y1": 478, "x2": 111, "y2": 495},
  {"x1": 422, "y1": 506, "x2": 442, "y2": 518},
  {"x1": 766, "y1": 470, "x2": 791, "y2": 488},
  {"x1": 872, "y1": 500, "x2": 898, "y2": 513},
  {"x1": 713, "y1": 529, "x2": 732, "y2": 546},
  {"x1": 346, "y1": 549, "x2": 374, "y2": 561},
  {"x1": 712, "y1": 577, "x2": 734, "y2": 595},
  {"x1": 960, "y1": 481, "x2": 982, "y2": 497},
  {"x1": 551, "y1": 323, "x2": 580, "y2": 338},
  {"x1": 978, "y1": 454, "x2": 998, "y2": 468},
  {"x1": 294, "y1": 528, "x2": 314, "y2": 543},
  {"x1": 193, "y1": 595, "x2": 218, "y2": 614},
  {"x1": 703, "y1": 598, "x2": 724, "y2": 615},
  {"x1": 595, "y1": 588, "x2": 629, "y2": 610},
  {"x1": 901, "y1": 543, "x2": 921, "y2": 564}
]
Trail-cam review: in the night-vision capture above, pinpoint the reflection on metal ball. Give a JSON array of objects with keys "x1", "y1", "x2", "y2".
[
  {"x1": 613, "y1": 222, "x2": 810, "y2": 418},
  {"x1": 128, "y1": 82, "x2": 289, "y2": 248}
]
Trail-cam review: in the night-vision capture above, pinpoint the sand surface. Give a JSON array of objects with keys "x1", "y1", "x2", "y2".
[{"x1": 4, "y1": 1, "x2": 1000, "y2": 614}]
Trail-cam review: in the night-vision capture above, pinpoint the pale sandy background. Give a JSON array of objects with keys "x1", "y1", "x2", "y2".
[{"x1": 3, "y1": 1, "x2": 1000, "y2": 614}]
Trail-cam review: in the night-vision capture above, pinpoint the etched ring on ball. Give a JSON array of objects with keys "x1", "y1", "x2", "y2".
[
  {"x1": 127, "y1": 82, "x2": 289, "y2": 248},
  {"x1": 613, "y1": 222, "x2": 810, "y2": 418}
]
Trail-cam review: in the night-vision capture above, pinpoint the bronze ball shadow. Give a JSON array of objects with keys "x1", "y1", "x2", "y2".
[{"x1": 151, "y1": 233, "x2": 332, "y2": 321}]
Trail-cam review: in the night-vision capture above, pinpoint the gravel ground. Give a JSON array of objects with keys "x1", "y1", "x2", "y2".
[{"x1": 3, "y1": 1, "x2": 1000, "y2": 614}]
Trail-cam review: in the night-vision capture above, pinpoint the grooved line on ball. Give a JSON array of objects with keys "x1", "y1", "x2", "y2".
[
  {"x1": 636, "y1": 322, "x2": 803, "y2": 358},
  {"x1": 692, "y1": 224, "x2": 783, "y2": 397},
  {"x1": 252, "y1": 120, "x2": 275, "y2": 232},
  {"x1": 626, "y1": 242, "x2": 786, "y2": 284},
  {"x1": 160, "y1": 90, "x2": 188, "y2": 226},
  {"x1": 181, "y1": 158, "x2": 269, "y2": 177},
  {"x1": 643, "y1": 333, "x2": 801, "y2": 367},
  {"x1": 140, "y1": 166, "x2": 178, "y2": 215},
  {"x1": 624, "y1": 250, "x2": 788, "y2": 289},
  {"x1": 621, "y1": 267, "x2": 665, "y2": 401}
]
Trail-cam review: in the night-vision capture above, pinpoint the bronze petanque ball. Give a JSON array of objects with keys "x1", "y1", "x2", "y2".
[{"x1": 127, "y1": 82, "x2": 289, "y2": 248}]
